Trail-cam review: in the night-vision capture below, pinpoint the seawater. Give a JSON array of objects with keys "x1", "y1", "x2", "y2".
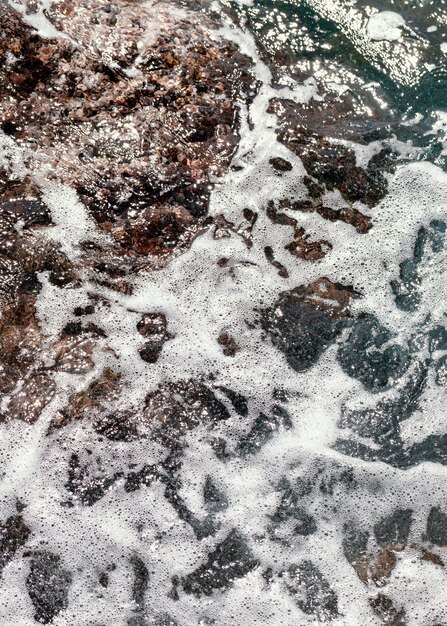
[{"x1": 1, "y1": 0, "x2": 447, "y2": 624}]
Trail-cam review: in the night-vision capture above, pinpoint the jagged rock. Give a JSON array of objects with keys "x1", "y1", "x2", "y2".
[
  {"x1": 182, "y1": 529, "x2": 258, "y2": 596},
  {"x1": 0, "y1": 0, "x2": 254, "y2": 260}
]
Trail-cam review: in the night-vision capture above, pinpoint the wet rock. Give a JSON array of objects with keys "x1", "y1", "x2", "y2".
[
  {"x1": 164, "y1": 471, "x2": 217, "y2": 540},
  {"x1": 50, "y1": 368, "x2": 121, "y2": 431},
  {"x1": 130, "y1": 555, "x2": 149, "y2": 611},
  {"x1": 284, "y1": 561, "x2": 339, "y2": 622},
  {"x1": 266, "y1": 203, "x2": 332, "y2": 261},
  {"x1": 203, "y1": 476, "x2": 228, "y2": 513},
  {"x1": 65, "y1": 453, "x2": 122, "y2": 506},
  {"x1": 217, "y1": 331, "x2": 239, "y2": 357},
  {"x1": 217, "y1": 386, "x2": 248, "y2": 417},
  {"x1": 0, "y1": 515, "x2": 30, "y2": 575},
  {"x1": 0, "y1": 0, "x2": 254, "y2": 261},
  {"x1": 269, "y1": 157, "x2": 292, "y2": 172},
  {"x1": 337, "y1": 314, "x2": 410, "y2": 391},
  {"x1": 25, "y1": 552, "x2": 72, "y2": 624},
  {"x1": 93, "y1": 412, "x2": 138, "y2": 442},
  {"x1": 182, "y1": 529, "x2": 258, "y2": 596},
  {"x1": 426, "y1": 507, "x2": 447, "y2": 547},
  {"x1": 236, "y1": 406, "x2": 292, "y2": 456},
  {"x1": 6, "y1": 372, "x2": 56, "y2": 423},
  {"x1": 269, "y1": 479, "x2": 317, "y2": 541},
  {"x1": 369, "y1": 594, "x2": 406, "y2": 626},
  {"x1": 154, "y1": 615, "x2": 180, "y2": 626},
  {"x1": 392, "y1": 220, "x2": 446, "y2": 312},
  {"x1": 137, "y1": 313, "x2": 172, "y2": 363},
  {"x1": 145, "y1": 380, "x2": 230, "y2": 447},
  {"x1": 268, "y1": 98, "x2": 389, "y2": 207},
  {"x1": 264, "y1": 246, "x2": 289, "y2": 278},
  {"x1": 261, "y1": 278, "x2": 355, "y2": 373},
  {"x1": 374, "y1": 509, "x2": 413, "y2": 548}
]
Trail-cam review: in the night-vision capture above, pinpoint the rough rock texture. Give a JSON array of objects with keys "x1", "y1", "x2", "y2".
[
  {"x1": 1, "y1": 0, "x2": 254, "y2": 259},
  {"x1": 0, "y1": 0, "x2": 254, "y2": 430}
]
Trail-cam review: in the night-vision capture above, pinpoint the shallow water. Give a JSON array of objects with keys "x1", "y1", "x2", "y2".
[{"x1": 0, "y1": 0, "x2": 447, "y2": 624}]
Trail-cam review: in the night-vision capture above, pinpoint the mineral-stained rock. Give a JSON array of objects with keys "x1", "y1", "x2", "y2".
[
  {"x1": 268, "y1": 98, "x2": 390, "y2": 208},
  {"x1": 25, "y1": 551, "x2": 72, "y2": 624},
  {"x1": 50, "y1": 368, "x2": 122, "y2": 431},
  {"x1": 137, "y1": 312, "x2": 172, "y2": 363},
  {"x1": 182, "y1": 529, "x2": 258, "y2": 596},
  {"x1": 0, "y1": 0, "x2": 254, "y2": 260},
  {"x1": 261, "y1": 278, "x2": 356, "y2": 373}
]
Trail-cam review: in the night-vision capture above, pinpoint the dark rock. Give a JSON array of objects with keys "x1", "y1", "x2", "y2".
[
  {"x1": 130, "y1": 555, "x2": 149, "y2": 610},
  {"x1": 374, "y1": 509, "x2": 413, "y2": 548},
  {"x1": 269, "y1": 480, "x2": 316, "y2": 540},
  {"x1": 182, "y1": 529, "x2": 258, "y2": 596},
  {"x1": 26, "y1": 552, "x2": 72, "y2": 624},
  {"x1": 285, "y1": 561, "x2": 339, "y2": 622},
  {"x1": 426, "y1": 507, "x2": 447, "y2": 546},
  {"x1": 269, "y1": 157, "x2": 293, "y2": 172},
  {"x1": 392, "y1": 220, "x2": 446, "y2": 312},
  {"x1": 0, "y1": 515, "x2": 30, "y2": 575},
  {"x1": 145, "y1": 380, "x2": 230, "y2": 447},
  {"x1": 369, "y1": 594, "x2": 406, "y2": 626},
  {"x1": 217, "y1": 332, "x2": 239, "y2": 357},
  {"x1": 203, "y1": 476, "x2": 228, "y2": 513},
  {"x1": 337, "y1": 314, "x2": 410, "y2": 392},
  {"x1": 217, "y1": 387, "x2": 248, "y2": 417},
  {"x1": 268, "y1": 98, "x2": 389, "y2": 207},
  {"x1": 236, "y1": 407, "x2": 292, "y2": 456},
  {"x1": 262, "y1": 278, "x2": 354, "y2": 373},
  {"x1": 65, "y1": 453, "x2": 122, "y2": 506},
  {"x1": 93, "y1": 412, "x2": 138, "y2": 442}
]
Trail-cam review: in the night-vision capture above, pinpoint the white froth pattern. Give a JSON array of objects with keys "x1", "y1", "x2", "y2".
[{"x1": 0, "y1": 6, "x2": 447, "y2": 626}]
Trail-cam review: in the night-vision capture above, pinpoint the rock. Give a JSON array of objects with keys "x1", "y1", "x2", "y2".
[
  {"x1": 284, "y1": 561, "x2": 339, "y2": 622},
  {"x1": 0, "y1": 515, "x2": 30, "y2": 575},
  {"x1": 0, "y1": 0, "x2": 254, "y2": 261},
  {"x1": 374, "y1": 509, "x2": 413, "y2": 548},
  {"x1": 337, "y1": 314, "x2": 410, "y2": 391},
  {"x1": 236, "y1": 406, "x2": 292, "y2": 456},
  {"x1": 145, "y1": 380, "x2": 230, "y2": 447},
  {"x1": 426, "y1": 507, "x2": 447, "y2": 546},
  {"x1": 25, "y1": 552, "x2": 72, "y2": 624},
  {"x1": 203, "y1": 476, "x2": 228, "y2": 513},
  {"x1": 261, "y1": 278, "x2": 355, "y2": 373},
  {"x1": 268, "y1": 98, "x2": 389, "y2": 207},
  {"x1": 269, "y1": 157, "x2": 292, "y2": 172},
  {"x1": 182, "y1": 529, "x2": 258, "y2": 596},
  {"x1": 391, "y1": 220, "x2": 446, "y2": 312},
  {"x1": 369, "y1": 593, "x2": 406, "y2": 626},
  {"x1": 65, "y1": 453, "x2": 122, "y2": 506},
  {"x1": 217, "y1": 331, "x2": 239, "y2": 357}
]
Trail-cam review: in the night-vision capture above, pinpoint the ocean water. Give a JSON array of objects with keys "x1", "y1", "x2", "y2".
[{"x1": 0, "y1": 0, "x2": 447, "y2": 624}]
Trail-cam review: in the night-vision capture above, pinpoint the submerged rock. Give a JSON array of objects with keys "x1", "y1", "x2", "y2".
[
  {"x1": 261, "y1": 277, "x2": 355, "y2": 372},
  {"x1": 25, "y1": 552, "x2": 72, "y2": 624},
  {"x1": 0, "y1": 515, "x2": 30, "y2": 576},
  {"x1": 182, "y1": 529, "x2": 258, "y2": 596}
]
